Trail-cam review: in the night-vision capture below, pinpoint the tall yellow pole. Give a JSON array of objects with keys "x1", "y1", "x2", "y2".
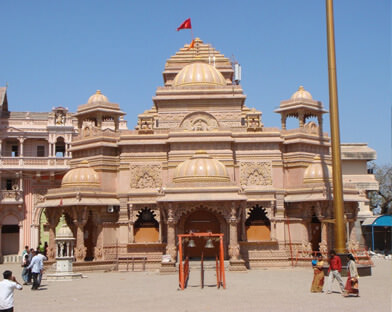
[{"x1": 326, "y1": 0, "x2": 346, "y2": 253}]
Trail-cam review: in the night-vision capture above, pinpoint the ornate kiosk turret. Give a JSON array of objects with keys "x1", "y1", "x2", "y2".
[{"x1": 47, "y1": 217, "x2": 83, "y2": 280}]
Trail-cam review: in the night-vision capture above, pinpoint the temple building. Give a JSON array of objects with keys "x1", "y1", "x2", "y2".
[{"x1": 0, "y1": 38, "x2": 378, "y2": 269}]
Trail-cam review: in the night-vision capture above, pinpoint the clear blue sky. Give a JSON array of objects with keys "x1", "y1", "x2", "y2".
[{"x1": 0, "y1": 1, "x2": 390, "y2": 164}]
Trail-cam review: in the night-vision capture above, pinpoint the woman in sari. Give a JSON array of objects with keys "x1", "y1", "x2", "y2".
[
  {"x1": 311, "y1": 253, "x2": 325, "y2": 292},
  {"x1": 343, "y1": 254, "x2": 359, "y2": 297}
]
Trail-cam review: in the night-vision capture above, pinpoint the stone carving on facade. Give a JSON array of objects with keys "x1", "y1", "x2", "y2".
[
  {"x1": 300, "y1": 240, "x2": 312, "y2": 257},
  {"x1": 55, "y1": 112, "x2": 65, "y2": 125},
  {"x1": 166, "y1": 245, "x2": 177, "y2": 261},
  {"x1": 0, "y1": 190, "x2": 22, "y2": 201},
  {"x1": 180, "y1": 112, "x2": 219, "y2": 131},
  {"x1": 318, "y1": 240, "x2": 328, "y2": 255},
  {"x1": 348, "y1": 240, "x2": 359, "y2": 252},
  {"x1": 74, "y1": 245, "x2": 87, "y2": 262},
  {"x1": 94, "y1": 246, "x2": 104, "y2": 261},
  {"x1": 130, "y1": 164, "x2": 162, "y2": 189},
  {"x1": 47, "y1": 246, "x2": 56, "y2": 260},
  {"x1": 304, "y1": 121, "x2": 319, "y2": 134},
  {"x1": 228, "y1": 245, "x2": 240, "y2": 260},
  {"x1": 240, "y1": 162, "x2": 272, "y2": 187}
]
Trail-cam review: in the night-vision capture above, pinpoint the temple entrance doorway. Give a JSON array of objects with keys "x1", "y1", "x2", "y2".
[
  {"x1": 310, "y1": 215, "x2": 321, "y2": 251},
  {"x1": 184, "y1": 210, "x2": 220, "y2": 258},
  {"x1": 1, "y1": 215, "x2": 19, "y2": 255}
]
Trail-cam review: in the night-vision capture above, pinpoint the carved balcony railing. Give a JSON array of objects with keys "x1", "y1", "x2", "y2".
[
  {"x1": 0, "y1": 157, "x2": 71, "y2": 170},
  {"x1": 0, "y1": 190, "x2": 23, "y2": 204}
]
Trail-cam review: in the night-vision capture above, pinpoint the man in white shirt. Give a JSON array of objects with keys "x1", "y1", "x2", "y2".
[
  {"x1": 27, "y1": 250, "x2": 42, "y2": 290},
  {"x1": 35, "y1": 251, "x2": 47, "y2": 286},
  {"x1": 0, "y1": 270, "x2": 22, "y2": 312}
]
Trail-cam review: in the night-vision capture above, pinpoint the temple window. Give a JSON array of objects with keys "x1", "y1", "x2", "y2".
[
  {"x1": 55, "y1": 137, "x2": 65, "y2": 157},
  {"x1": 11, "y1": 145, "x2": 18, "y2": 157},
  {"x1": 37, "y1": 145, "x2": 45, "y2": 157},
  {"x1": 245, "y1": 205, "x2": 271, "y2": 241},
  {"x1": 134, "y1": 208, "x2": 159, "y2": 243}
]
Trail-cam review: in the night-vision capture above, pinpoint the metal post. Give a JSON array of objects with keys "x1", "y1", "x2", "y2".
[
  {"x1": 371, "y1": 226, "x2": 375, "y2": 251},
  {"x1": 326, "y1": 0, "x2": 346, "y2": 253},
  {"x1": 219, "y1": 236, "x2": 226, "y2": 289},
  {"x1": 179, "y1": 236, "x2": 184, "y2": 290}
]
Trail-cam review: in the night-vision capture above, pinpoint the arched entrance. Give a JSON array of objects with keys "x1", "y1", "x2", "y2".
[
  {"x1": 1, "y1": 215, "x2": 19, "y2": 255},
  {"x1": 184, "y1": 210, "x2": 220, "y2": 258}
]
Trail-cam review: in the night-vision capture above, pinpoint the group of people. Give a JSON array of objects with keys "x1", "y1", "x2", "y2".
[
  {"x1": 0, "y1": 246, "x2": 48, "y2": 311},
  {"x1": 311, "y1": 250, "x2": 359, "y2": 297},
  {"x1": 21, "y1": 245, "x2": 48, "y2": 290}
]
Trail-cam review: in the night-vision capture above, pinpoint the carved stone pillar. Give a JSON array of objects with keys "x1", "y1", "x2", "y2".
[
  {"x1": 228, "y1": 204, "x2": 240, "y2": 260},
  {"x1": 94, "y1": 220, "x2": 104, "y2": 261},
  {"x1": 317, "y1": 115, "x2": 323, "y2": 132},
  {"x1": 72, "y1": 206, "x2": 88, "y2": 262},
  {"x1": 281, "y1": 114, "x2": 287, "y2": 130},
  {"x1": 298, "y1": 111, "x2": 304, "y2": 128},
  {"x1": 165, "y1": 206, "x2": 176, "y2": 261},
  {"x1": 118, "y1": 198, "x2": 130, "y2": 245},
  {"x1": 44, "y1": 208, "x2": 62, "y2": 261},
  {"x1": 227, "y1": 203, "x2": 246, "y2": 271}
]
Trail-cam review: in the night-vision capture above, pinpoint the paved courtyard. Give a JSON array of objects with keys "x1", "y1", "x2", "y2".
[{"x1": 2, "y1": 258, "x2": 391, "y2": 312}]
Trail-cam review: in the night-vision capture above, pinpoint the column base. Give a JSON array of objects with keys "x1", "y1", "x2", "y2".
[
  {"x1": 160, "y1": 262, "x2": 176, "y2": 274},
  {"x1": 229, "y1": 259, "x2": 247, "y2": 272}
]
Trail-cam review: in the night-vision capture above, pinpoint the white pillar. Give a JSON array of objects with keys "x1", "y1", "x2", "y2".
[
  {"x1": 30, "y1": 224, "x2": 39, "y2": 251},
  {"x1": 18, "y1": 138, "x2": 24, "y2": 157},
  {"x1": 18, "y1": 223, "x2": 24, "y2": 255}
]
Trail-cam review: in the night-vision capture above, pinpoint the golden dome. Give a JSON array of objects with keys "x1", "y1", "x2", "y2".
[
  {"x1": 291, "y1": 86, "x2": 313, "y2": 100},
  {"x1": 173, "y1": 62, "x2": 226, "y2": 87},
  {"x1": 173, "y1": 151, "x2": 230, "y2": 183},
  {"x1": 61, "y1": 160, "x2": 100, "y2": 188},
  {"x1": 304, "y1": 155, "x2": 332, "y2": 183},
  {"x1": 87, "y1": 90, "x2": 109, "y2": 104}
]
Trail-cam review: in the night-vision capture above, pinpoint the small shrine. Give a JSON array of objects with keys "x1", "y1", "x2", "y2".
[{"x1": 47, "y1": 218, "x2": 83, "y2": 280}]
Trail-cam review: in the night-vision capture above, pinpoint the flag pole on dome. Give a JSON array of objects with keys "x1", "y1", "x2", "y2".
[{"x1": 177, "y1": 18, "x2": 195, "y2": 50}]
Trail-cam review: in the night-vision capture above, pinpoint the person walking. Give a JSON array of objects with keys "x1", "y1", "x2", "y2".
[
  {"x1": 310, "y1": 253, "x2": 325, "y2": 292},
  {"x1": 20, "y1": 254, "x2": 29, "y2": 285},
  {"x1": 326, "y1": 250, "x2": 345, "y2": 294},
  {"x1": 0, "y1": 270, "x2": 22, "y2": 312},
  {"x1": 27, "y1": 250, "x2": 42, "y2": 290},
  {"x1": 343, "y1": 254, "x2": 359, "y2": 297},
  {"x1": 35, "y1": 251, "x2": 47, "y2": 287}
]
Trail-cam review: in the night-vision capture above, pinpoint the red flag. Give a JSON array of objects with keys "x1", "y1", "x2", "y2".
[
  {"x1": 177, "y1": 18, "x2": 191, "y2": 31},
  {"x1": 59, "y1": 198, "x2": 63, "y2": 206}
]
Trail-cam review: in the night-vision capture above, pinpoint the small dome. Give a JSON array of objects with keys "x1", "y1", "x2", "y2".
[
  {"x1": 291, "y1": 86, "x2": 313, "y2": 100},
  {"x1": 173, "y1": 151, "x2": 230, "y2": 183},
  {"x1": 61, "y1": 160, "x2": 100, "y2": 188},
  {"x1": 87, "y1": 90, "x2": 109, "y2": 104},
  {"x1": 56, "y1": 222, "x2": 74, "y2": 240},
  {"x1": 304, "y1": 155, "x2": 332, "y2": 183},
  {"x1": 173, "y1": 62, "x2": 226, "y2": 87}
]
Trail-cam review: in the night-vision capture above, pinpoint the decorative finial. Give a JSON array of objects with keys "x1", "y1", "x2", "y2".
[
  {"x1": 298, "y1": 86, "x2": 304, "y2": 91},
  {"x1": 96, "y1": 90, "x2": 101, "y2": 94}
]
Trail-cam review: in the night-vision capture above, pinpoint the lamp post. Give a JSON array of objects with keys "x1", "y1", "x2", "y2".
[{"x1": 326, "y1": 0, "x2": 346, "y2": 254}]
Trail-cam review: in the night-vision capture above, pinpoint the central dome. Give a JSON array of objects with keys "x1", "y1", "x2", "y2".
[
  {"x1": 173, "y1": 62, "x2": 226, "y2": 87},
  {"x1": 61, "y1": 160, "x2": 100, "y2": 188},
  {"x1": 173, "y1": 151, "x2": 230, "y2": 183}
]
